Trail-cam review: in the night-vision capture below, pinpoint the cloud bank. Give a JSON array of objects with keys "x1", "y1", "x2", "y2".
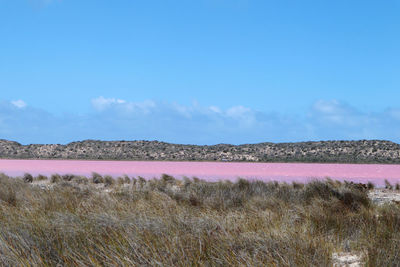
[
  {"x1": 0, "y1": 97, "x2": 400, "y2": 145},
  {"x1": 11, "y1": 100, "x2": 27, "y2": 109}
]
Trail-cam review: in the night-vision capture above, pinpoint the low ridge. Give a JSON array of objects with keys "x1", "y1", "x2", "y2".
[{"x1": 0, "y1": 139, "x2": 399, "y2": 163}]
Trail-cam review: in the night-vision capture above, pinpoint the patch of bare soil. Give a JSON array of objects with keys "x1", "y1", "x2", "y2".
[
  {"x1": 369, "y1": 189, "x2": 400, "y2": 205},
  {"x1": 328, "y1": 189, "x2": 400, "y2": 267},
  {"x1": 332, "y1": 252, "x2": 363, "y2": 267},
  {"x1": 31, "y1": 179, "x2": 53, "y2": 190}
]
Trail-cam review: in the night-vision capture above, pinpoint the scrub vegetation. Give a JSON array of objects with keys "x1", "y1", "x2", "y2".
[
  {"x1": 0, "y1": 173, "x2": 398, "y2": 266},
  {"x1": 1, "y1": 139, "x2": 400, "y2": 163}
]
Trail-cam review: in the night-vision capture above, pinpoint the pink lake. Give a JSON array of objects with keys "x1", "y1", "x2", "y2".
[{"x1": 1, "y1": 159, "x2": 400, "y2": 186}]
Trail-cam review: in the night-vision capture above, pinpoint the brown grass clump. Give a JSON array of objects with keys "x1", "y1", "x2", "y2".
[
  {"x1": 50, "y1": 174, "x2": 61, "y2": 183},
  {"x1": 116, "y1": 176, "x2": 125, "y2": 185},
  {"x1": 0, "y1": 174, "x2": 397, "y2": 265},
  {"x1": 92, "y1": 172, "x2": 104, "y2": 184},
  {"x1": 123, "y1": 175, "x2": 131, "y2": 184},
  {"x1": 62, "y1": 174, "x2": 75, "y2": 181},
  {"x1": 35, "y1": 174, "x2": 48, "y2": 181},
  {"x1": 385, "y1": 179, "x2": 393, "y2": 190},
  {"x1": 104, "y1": 175, "x2": 114, "y2": 187}
]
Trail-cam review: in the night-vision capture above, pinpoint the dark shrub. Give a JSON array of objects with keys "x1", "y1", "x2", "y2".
[
  {"x1": 385, "y1": 180, "x2": 393, "y2": 190},
  {"x1": 92, "y1": 172, "x2": 104, "y2": 184},
  {"x1": 161, "y1": 174, "x2": 175, "y2": 183},
  {"x1": 35, "y1": 174, "x2": 48, "y2": 181},
  {"x1": 292, "y1": 181, "x2": 304, "y2": 189},
  {"x1": 50, "y1": 174, "x2": 61, "y2": 183},
  {"x1": 236, "y1": 178, "x2": 250, "y2": 190},
  {"x1": 104, "y1": 175, "x2": 114, "y2": 187},
  {"x1": 367, "y1": 182, "x2": 375, "y2": 190},
  {"x1": 138, "y1": 177, "x2": 146, "y2": 186},
  {"x1": 62, "y1": 174, "x2": 75, "y2": 181},
  {"x1": 189, "y1": 194, "x2": 202, "y2": 206},
  {"x1": 74, "y1": 176, "x2": 88, "y2": 184},
  {"x1": 116, "y1": 177, "x2": 124, "y2": 185},
  {"x1": 339, "y1": 189, "x2": 370, "y2": 211},
  {"x1": 302, "y1": 181, "x2": 340, "y2": 202},
  {"x1": 123, "y1": 175, "x2": 131, "y2": 184},
  {"x1": 23, "y1": 173, "x2": 33, "y2": 183}
]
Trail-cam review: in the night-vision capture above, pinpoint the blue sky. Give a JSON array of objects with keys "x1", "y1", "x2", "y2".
[{"x1": 1, "y1": 0, "x2": 400, "y2": 144}]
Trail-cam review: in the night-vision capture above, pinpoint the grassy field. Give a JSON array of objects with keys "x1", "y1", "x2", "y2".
[{"x1": 0, "y1": 173, "x2": 398, "y2": 266}]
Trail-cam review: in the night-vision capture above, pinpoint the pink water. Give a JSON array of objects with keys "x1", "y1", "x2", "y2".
[{"x1": 1, "y1": 159, "x2": 400, "y2": 186}]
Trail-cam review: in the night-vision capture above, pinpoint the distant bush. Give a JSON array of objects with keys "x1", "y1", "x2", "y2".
[
  {"x1": 92, "y1": 172, "x2": 104, "y2": 184},
  {"x1": 116, "y1": 177, "x2": 124, "y2": 185},
  {"x1": 104, "y1": 175, "x2": 114, "y2": 187},
  {"x1": 138, "y1": 176, "x2": 146, "y2": 186},
  {"x1": 23, "y1": 173, "x2": 33, "y2": 183},
  {"x1": 50, "y1": 174, "x2": 61, "y2": 183},
  {"x1": 123, "y1": 175, "x2": 131, "y2": 184},
  {"x1": 73, "y1": 176, "x2": 89, "y2": 185},
  {"x1": 161, "y1": 174, "x2": 175, "y2": 183},
  {"x1": 292, "y1": 181, "x2": 304, "y2": 189},
  {"x1": 385, "y1": 179, "x2": 393, "y2": 190},
  {"x1": 62, "y1": 174, "x2": 75, "y2": 182},
  {"x1": 35, "y1": 174, "x2": 48, "y2": 181},
  {"x1": 367, "y1": 181, "x2": 375, "y2": 190}
]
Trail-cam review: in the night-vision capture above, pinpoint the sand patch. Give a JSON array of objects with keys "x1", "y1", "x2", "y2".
[
  {"x1": 332, "y1": 252, "x2": 363, "y2": 267},
  {"x1": 369, "y1": 189, "x2": 400, "y2": 205}
]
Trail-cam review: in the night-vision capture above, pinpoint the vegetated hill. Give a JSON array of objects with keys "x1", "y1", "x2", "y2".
[{"x1": 1, "y1": 139, "x2": 400, "y2": 163}]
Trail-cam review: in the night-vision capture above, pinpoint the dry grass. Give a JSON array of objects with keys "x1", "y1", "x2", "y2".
[{"x1": 0, "y1": 173, "x2": 397, "y2": 266}]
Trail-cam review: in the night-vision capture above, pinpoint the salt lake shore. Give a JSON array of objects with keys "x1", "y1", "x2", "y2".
[{"x1": 0, "y1": 173, "x2": 399, "y2": 266}]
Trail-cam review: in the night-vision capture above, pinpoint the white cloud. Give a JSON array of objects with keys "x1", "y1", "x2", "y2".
[
  {"x1": 208, "y1": 106, "x2": 221, "y2": 113},
  {"x1": 225, "y1": 106, "x2": 256, "y2": 127},
  {"x1": 312, "y1": 100, "x2": 346, "y2": 114},
  {"x1": 91, "y1": 96, "x2": 126, "y2": 111},
  {"x1": 2, "y1": 98, "x2": 400, "y2": 145},
  {"x1": 11, "y1": 100, "x2": 27, "y2": 109},
  {"x1": 309, "y1": 99, "x2": 366, "y2": 126},
  {"x1": 385, "y1": 108, "x2": 400, "y2": 121}
]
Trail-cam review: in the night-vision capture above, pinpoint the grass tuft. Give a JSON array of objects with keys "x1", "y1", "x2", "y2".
[
  {"x1": 385, "y1": 179, "x2": 393, "y2": 190},
  {"x1": 0, "y1": 174, "x2": 396, "y2": 265},
  {"x1": 92, "y1": 172, "x2": 104, "y2": 184},
  {"x1": 104, "y1": 175, "x2": 114, "y2": 187},
  {"x1": 35, "y1": 174, "x2": 48, "y2": 181},
  {"x1": 50, "y1": 174, "x2": 61, "y2": 183}
]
